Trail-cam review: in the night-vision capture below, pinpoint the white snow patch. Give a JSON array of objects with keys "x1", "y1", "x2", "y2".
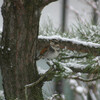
[
  {"x1": 38, "y1": 35, "x2": 100, "y2": 48},
  {"x1": 37, "y1": 66, "x2": 48, "y2": 74},
  {"x1": 48, "y1": 60, "x2": 54, "y2": 65},
  {"x1": 47, "y1": 94, "x2": 65, "y2": 100},
  {"x1": 70, "y1": 79, "x2": 78, "y2": 86},
  {"x1": 94, "y1": 56, "x2": 100, "y2": 66},
  {"x1": 61, "y1": 94, "x2": 65, "y2": 100},
  {"x1": 36, "y1": 59, "x2": 50, "y2": 74},
  {"x1": 76, "y1": 86, "x2": 86, "y2": 94},
  {"x1": 0, "y1": 28, "x2": 2, "y2": 32},
  {"x1": 0, "y1": 90, "x2": 5, "y2": 100},
  {"x1": 8, "y1": 48, "x2": 11, "y2": 51},
  {"x1": 76, "y1": 72, "x2": 82, "y2": 76},
  {"x1": 0, "y1": 90, "x2": 4, "y2": 97},
  {"x1": 66, "y1": 62, "x2": 87, "y2": 69},
  {"x1": 1, "y1": 46, "x2": 4, "y2": 49},
  {"x1": 60, "y1": 63, "x2": 73, "y2": 73}
]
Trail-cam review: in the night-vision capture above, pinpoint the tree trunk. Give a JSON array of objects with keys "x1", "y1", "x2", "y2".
[
  {"x1": 1, "y1": 0, "x2": 43, "y2": 100},
  {"x1": 92, "y1": 0, "x2": 98, "y2": 25}
]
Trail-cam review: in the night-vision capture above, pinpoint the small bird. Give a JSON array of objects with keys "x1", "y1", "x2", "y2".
[{"x1": 38, "y1": 40, "x2": 60, "y2": 60}]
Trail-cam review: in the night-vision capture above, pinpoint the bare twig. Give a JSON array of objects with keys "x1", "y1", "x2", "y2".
[
  {"x1": 82, "y1": 0, "x2": 100, "y2": 16},
  {"x1": 67, "y1": 5, "x2": 85, "y2": 23}
]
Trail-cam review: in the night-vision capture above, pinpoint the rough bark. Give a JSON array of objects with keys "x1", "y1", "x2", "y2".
[{"x1": 1, "y1": 0, "x2": 44, "y2": 100}]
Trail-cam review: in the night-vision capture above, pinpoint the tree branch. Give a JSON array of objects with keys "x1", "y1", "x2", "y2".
[
  {"x1": 25, "y1": 59, "x2": 100, "y2": 100},
  {"x1": 58, "y1": 54, "x2": 89, "y2": 61},
  {"x1": 38, "y1": 36, "x2": 100, "y2": 56},
  {"x1": 40, "y1": 0, "x2": 57, "y2": 8},
  {"x1": 25, "y1": 67, "x2": 54, "y2": 88},
  {"x1": 38, "y1": 0, "x2": 57, "y2": 10},
  {"x1": 67, "y1": 75, "x2": 100, "y2": 82},
  {"x1": 66, "y1": 64, "x2": 100, "y2": 74},
  {"x1": 25, "y1": 66, "x2": 55, "y2": 100}
]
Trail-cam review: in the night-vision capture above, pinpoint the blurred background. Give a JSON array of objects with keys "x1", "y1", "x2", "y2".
[{"x1": 0, "y1": 0, "x2": 100, "y2": 100}]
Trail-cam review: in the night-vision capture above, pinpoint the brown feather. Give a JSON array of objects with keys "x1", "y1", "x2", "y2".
[{"x1": 40, "y1": 45, "x2": 49, "y2": 55}]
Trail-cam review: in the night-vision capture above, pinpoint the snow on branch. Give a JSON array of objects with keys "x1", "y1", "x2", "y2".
[
  {"x1": 67, "y1": 65, "x2": 99, "y2": 74},
  {"x1": 25, "y1": 58, "x2": 100, "y2": 99},
  {"x1": 58, "y1": 61, "x2": 100, "y2": 74},
  {"x1": 67, "y1": 75, "x2": 100, "y2": 82},
  {"x1": 38, "y1": 35, "x2": 100, "y2": 56}
]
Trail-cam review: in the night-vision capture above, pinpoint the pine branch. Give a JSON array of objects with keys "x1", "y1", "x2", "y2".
[
  {"x1": 58, "y1": 54, "x2": 89, "y2": 61},
  {"x1": 25, "y1": 59, "x2": 100, "y2": 100},
  {"x1": 67, "y1": 75, "x2": 100, "y2": 82},
  {"x1": 67, "y1": 65, "x2": 100, "y2": 74},
  {"x1": 38, "y1": 36, "x2": 100, "y2": 56}
]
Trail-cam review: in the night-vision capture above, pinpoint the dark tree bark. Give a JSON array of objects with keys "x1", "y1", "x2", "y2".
[
  {"x1": 92, "y1": 0, "x2": 98, "y2": 25},
  {"x1": 0, "y1": 0, "x2": 57, "y2": 100}
]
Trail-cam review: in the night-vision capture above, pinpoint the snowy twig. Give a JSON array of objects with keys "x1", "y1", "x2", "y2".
[
  {"x1": 59, "y1": 61, "x2": 100, "y2": 74},
  {"x1": 47, "y1": 94, "x2": 65, "y2": 100},
  {"x1": 38, "y1": 35, "x2": 100, "y2": 56},
  {"x1": 58, "y1": 54, "x2": 89, "y2": 61},
  {"x1": 25, "y1": 66, "x2": 55, "y2": 100},
  {"x1": 67, "y1": 75, "x2": 100, "y2": 82}
]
